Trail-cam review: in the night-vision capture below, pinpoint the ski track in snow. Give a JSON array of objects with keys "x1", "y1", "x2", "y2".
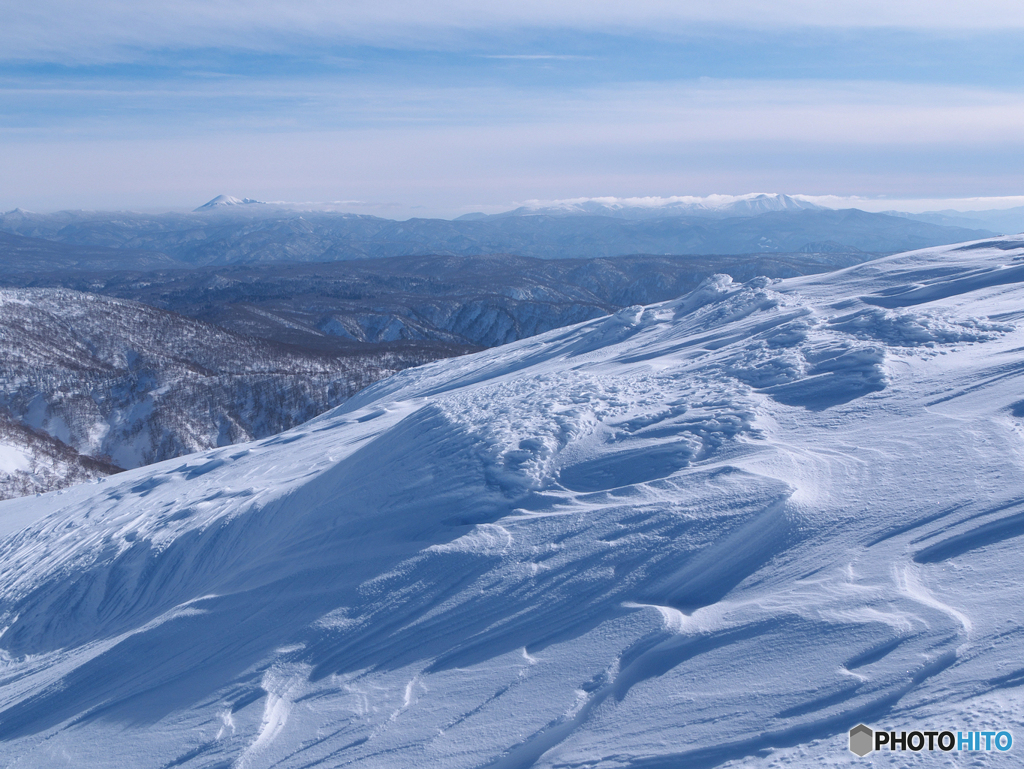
[{"x1": 2, "y1": 238, "x2": 1024, "y2": 766}]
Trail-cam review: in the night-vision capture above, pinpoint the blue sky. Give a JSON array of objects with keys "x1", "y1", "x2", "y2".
[{"x1": 3, "y1": 1, "x2": 1024, "y2": 217}]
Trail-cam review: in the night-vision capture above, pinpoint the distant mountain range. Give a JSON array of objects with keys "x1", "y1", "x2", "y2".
[
  {"x1": 465, "y1": 193, "x2": 1024, "y2": 233},
  {"x1": 0, "y1": 230, "x2": 185, "y2": 272},
  {"x1": 0, "y1": 202, "x2": 995, "y2": 269},
  {"x1": 4, "y1": 252, "x2": 870, "y2": 351},
  {"x1": 456, "y1": 192, "x2": 825, "y2": 220},
  {"x1": 0, "y1": 193, "x2": 1006, "y2": 498},
  {"x1": 882, "y1": 206, "x2": 1024, "y2": 236}
]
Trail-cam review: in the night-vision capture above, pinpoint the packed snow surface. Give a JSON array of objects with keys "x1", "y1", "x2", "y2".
[{"x1": 3, "y1": 237, "x2": 1024, "y2": 767}]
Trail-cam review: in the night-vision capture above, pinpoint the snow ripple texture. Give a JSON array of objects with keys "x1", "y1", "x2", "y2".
[{"x1": 2, "y1": 238, "x2": 1024, "y2": 767}]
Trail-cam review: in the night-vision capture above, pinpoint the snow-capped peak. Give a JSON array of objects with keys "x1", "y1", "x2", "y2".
[
  {"x1": 194, "y1": 195, "x2": 266, "y2": 211},
  {"x1": 481, "y1": 192, "x2": 825, "y2": 220}
]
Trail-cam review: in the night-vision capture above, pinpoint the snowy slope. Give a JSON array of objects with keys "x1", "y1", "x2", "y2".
[
  {"x1": 0, "y1": 288, "x2": 445, "y2": 497},
  {"x1": 2, "y1": 237, "x2": 1024, "y2": 767},
  {"x1": 0, "y1": 414, "x2": 121, "y2": 499}
]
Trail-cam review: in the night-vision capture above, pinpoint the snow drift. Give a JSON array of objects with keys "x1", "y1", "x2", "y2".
[{"x1": 2, "y1": 237, "x2": 1024, "y2": 767}]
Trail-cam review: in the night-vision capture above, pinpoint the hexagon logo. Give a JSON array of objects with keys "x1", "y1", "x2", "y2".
[{"x1": 849, "y1": 724, "x2": 874, "y2": 756}]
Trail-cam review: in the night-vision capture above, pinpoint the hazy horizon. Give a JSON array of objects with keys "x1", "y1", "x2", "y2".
[
  {"x1": 6, "y1": 193, "x2": 1024, "y2": 221},
  {"x1": 3, "y1": 2, "x2": 1023, "y2": 218}
]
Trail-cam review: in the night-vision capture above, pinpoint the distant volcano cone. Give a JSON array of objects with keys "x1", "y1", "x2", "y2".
[{"x1": 194, "y1": 195, "x2": 265, "y2": 211}]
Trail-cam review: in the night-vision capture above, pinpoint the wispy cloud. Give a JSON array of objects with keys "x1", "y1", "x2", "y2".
[
  {"x1": 795, "y1": 195, "x2": 1024, "y2": 213},
  {"x1": 8, "y1": 1, "x2": 1024, "y2": 64},
  {"x1": 481, "y1": 55, "x2": 592, "y2": 60},
  {"x1": 4, "y1": 78, "x2": 1023, "y2": 142},
  {"x1": 4, "y1": 2, "x2": 1024, "y2": 213},
  {"x1": 4, "y1": 77, "x2": 1024, "y2": 216}
]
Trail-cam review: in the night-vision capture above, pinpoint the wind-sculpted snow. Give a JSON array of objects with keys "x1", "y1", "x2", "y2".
[{"x1": 2, "y1": 238, "x2": 1024, "y2": 767}]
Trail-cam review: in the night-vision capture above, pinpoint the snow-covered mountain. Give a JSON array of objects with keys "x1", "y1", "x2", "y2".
[
  {"x1": 189, "y1": 194, "x2": 820, "y2": 220},
  {"x1": 0, "y1": 252, "x2": 859, "y2": 500},
  {"x1": 0, "y1": 414, "x2": 121, "y2": 499},
  {"x1": 466, "y1": 192, "x2": 825, "y2": 220},
  {"x1": 2, "y1": 236, "x2": 1024, "y2": 766},
  {"x1": 194, "y1": 195, "x2": 267, "y2": 211},
  {"x1": 0, "y1": 288, "x2": 448, "y2": 498},
  {"x1": 9, "y1": 253, "x2": 868, "y2": 351}
]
